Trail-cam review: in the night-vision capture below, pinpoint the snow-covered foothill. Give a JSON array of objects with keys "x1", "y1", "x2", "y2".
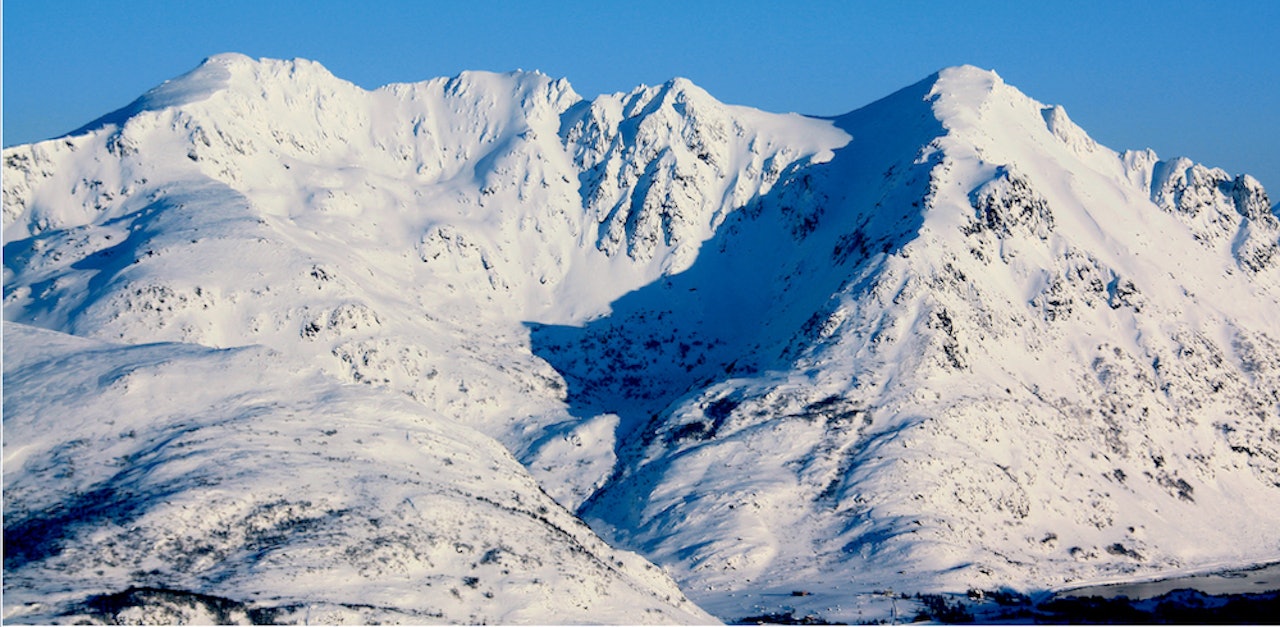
[{"x1": 2, "y1": 322, "x2": 714, "y2": 624}]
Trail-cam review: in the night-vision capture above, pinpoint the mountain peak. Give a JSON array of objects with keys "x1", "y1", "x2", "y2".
[
  {"x1": 5, "y1": 58, "x2": 1279, "y2": 625},
  {"x1": 934, "y1": 63, "x2": 1003, "y2": 89},
  {"x1": 67, "y1": 54, "x2": 346, "y2": 137},
  {"x1": 926, "y1": 64, "x2": 1038, "y2": 130},
  {"x1": 68, "y1": 57, "x2": 232, "y2": 136},
  {"x1": 200, "y1": 51, "x2": 256, "y2": 68},
  {"x1": 925, "y1": 64, "x2": 1006, "y2": 108}
]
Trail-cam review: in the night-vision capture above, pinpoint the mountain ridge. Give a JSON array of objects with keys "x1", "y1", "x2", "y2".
[{"x1": 5, "y1": 56, "x2": 1279, "y2": 624}]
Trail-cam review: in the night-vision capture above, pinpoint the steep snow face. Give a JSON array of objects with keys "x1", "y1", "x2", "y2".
[
  {"x1": 2, "y1": 54, "x2": 846, "y2": 468},
  {"x1": 2, "y1": 54, "x2": 846, "y2": 622},
  {"x1": 547, "y1": 66, "x2": 1280, "y2": 621},
  {"x1": 2, "y1": 323, "x2": 715, "y2": 625},
  {"x1": 5, "y1": 57, "x2": 1280, "y2": 625}
]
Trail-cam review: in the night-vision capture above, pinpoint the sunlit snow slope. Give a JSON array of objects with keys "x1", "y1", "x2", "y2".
[
  {"x1": 545, "y1": 67, "x2": 1280, "y2": 621},
  {"x1": 2, "y1": 323, "x2": 712, "y2": 624},
  {"x1": 5, "y1": 55, "x2": 1280, "y2": 624}
]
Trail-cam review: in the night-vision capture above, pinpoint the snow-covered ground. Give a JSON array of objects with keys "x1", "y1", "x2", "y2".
[
  {"x1": 2, "y1": 322, "x2": 714, "y2": 624},
  {"x1": 523, "y1": 65, "x2": 1280, "y2": 621},
  {"x1": 5, "y1": 55, "x2": 1279, "y2": 623}
]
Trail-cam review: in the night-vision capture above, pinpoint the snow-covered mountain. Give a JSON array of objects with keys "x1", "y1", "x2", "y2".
[
  {"x1": 552, "y1": 68, "x2": 1280, "y2": 620},
  {"x1": 5, "y1": 54, "x2": 1279, "y2": 623},
  {"x1": 2, "y1": 323, "x2": 713, "y2": 624}
]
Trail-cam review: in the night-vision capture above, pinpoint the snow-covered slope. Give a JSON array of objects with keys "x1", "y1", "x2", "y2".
[
  {"x1": 2, "y1": 53, "x2": 845, "y2": 504},
  {"x1": 1, "y1": 320, "x2": 720, "y2": 624},
  {"x1": 5, "y1": 56, "x2": 1280, "y2": 623},
  {"x1": 2, "y1": 322, "x2": 714, "y2": 624},
  {"x1": 549, "y1": 66, "x2": 1280, "y2": 621}
]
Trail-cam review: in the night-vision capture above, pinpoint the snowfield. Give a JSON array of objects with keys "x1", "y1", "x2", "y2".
[{"x1": 5, "y1": 54, "x2": 1280, "y2": 623}]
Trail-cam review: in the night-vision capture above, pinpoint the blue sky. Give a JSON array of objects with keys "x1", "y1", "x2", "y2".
[{"x1": 5, "y1": 0, "x2": 1278, "y2": 191}]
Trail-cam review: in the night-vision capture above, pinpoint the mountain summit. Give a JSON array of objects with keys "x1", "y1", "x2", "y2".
[{"x1": 5, "y1": 57, "x2": 1279, "y2": 623}]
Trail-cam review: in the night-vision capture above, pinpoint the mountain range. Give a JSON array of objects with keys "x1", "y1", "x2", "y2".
[{"x1": 5, "y1": 53, "x2": 1279, "y2": 623}]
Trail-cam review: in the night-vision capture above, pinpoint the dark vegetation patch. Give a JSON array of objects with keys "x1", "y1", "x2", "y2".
[
  {"x1": 915, "y1": 593, "x2": 974, "y2": 623},
  {"x1": 76, "y1": 586, "x2": 289, "y2": 624},
  {"x1": 1038, "y1": 589, "x2": 1280, "y2": 624},
  {"x1": 907, "y1": 587, "x2": 1280, "y2": 624},
  {"x1": 735, "y1": 610, "x2": 838, "y2": 625}
]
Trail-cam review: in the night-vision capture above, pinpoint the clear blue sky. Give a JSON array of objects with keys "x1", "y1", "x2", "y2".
[{"x1": 5, "y1": 0, "x2": 1278, "y2": 192}]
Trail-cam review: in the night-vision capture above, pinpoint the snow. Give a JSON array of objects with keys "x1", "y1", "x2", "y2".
[
  {"x1": 5, "y1": 55, "x2": 1280, "y2": 624},
  {"x1": 2, "y1": 322, "x2": 714, "y2": 624}
]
